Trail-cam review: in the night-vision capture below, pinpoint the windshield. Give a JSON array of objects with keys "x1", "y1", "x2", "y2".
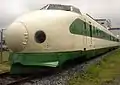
[
  {"x1": 47, "y1": 4, "x2": 71, "y2": 11},
  {"x1": 40, "y1": 4, "x2": 81, "y2": 14}
]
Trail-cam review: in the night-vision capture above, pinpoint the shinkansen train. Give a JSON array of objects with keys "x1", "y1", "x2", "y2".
[{"x1": 5, "y1": 4, "x2": 120, "y2": 74}]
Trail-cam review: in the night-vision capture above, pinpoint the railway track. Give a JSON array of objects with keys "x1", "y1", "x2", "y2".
[
  {"x1": 0, "y1": 72, "x2": 38, "y2": 85},
  {"x1": 0, "y1": 70, "x2": 56, "y2": 85}
]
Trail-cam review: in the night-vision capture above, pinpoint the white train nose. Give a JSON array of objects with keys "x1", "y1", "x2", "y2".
[{"x1": 5, "y1": 22, "x2": 28, "y2": 52}]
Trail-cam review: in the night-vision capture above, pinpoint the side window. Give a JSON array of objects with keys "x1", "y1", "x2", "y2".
[
  {"x1": 111, "y1": 36, "x2": 113, "y2": 41},
  {"x1": 105, "y1": 33, "x2": 108, "y2": 40},
  {"x1": 102, "y1": 32, "x2": 105, "y2": 38},
  {"x1": 109, "y1": 35, "x2": 111, "y2": 41},
  {"x1": 86, "y1": 23, "x2": 90, "y2": 36},
  {"x1": 84, "y1": 22, "x2": 86, "y2": 29},
  {"x1": 101, "y1": 31, "x2": 104, "y2": 38},
  {"x1": 70, "y1": 18, "x2": 84, "y2": 35},
  {"x1": 82, "y1": 22, "x2": 86, "y2": 35},
  {"x1": 107, "y1": 34, "x2": 109, "y2": 40},
  {"x1": 93, "y1": 26, "x2": 96, "y2": 37},
  {"x1": 110, "y1": 35, "x2": 112, "y2": 40},
  {"x1": 98, "y1": 30, "x2": 101, "y2": 37},
  {"x1": 96, "y1": 29, "x2": 98, "y2": 37},
  {"x1": 99, "y1": 30, "x2": 101, "y2": 38}
]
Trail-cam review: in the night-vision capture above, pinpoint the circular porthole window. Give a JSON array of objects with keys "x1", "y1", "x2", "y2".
[{"x1": 35, "y1": 30, "x2": 46, "y2": 43}]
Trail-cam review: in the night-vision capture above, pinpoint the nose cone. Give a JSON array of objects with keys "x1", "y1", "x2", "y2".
[{"x1": 5, "y1": 22, "x2": 28, "y2": 52}]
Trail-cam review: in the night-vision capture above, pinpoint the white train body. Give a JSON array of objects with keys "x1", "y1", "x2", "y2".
[
  {"x1": 4, "y1": 4, "x2": 120, "y2": 74},
  {"x1": 5, "y1": 10, "x2": 119, "y2": 52}
]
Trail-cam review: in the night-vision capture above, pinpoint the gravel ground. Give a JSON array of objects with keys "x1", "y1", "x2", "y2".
[{"x1": 21, "y1": 50, "x2": 116, "y2": 85}]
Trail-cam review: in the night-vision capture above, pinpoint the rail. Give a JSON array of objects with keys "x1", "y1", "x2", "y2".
[{"x1": 0, "y1": 72, "x2": 37, "y2": 85}]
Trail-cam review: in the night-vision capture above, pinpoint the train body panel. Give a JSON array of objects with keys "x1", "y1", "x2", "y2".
[
  {"x1": 4, "y1": 4, "x2": 120, "y2": 74},
  {"x1": 7, "y1": 10, "x2": 82, "y2": 52}
]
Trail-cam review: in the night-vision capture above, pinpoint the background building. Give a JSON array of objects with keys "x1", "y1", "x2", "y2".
[
  {"x1": 109, "y1": 28, "x2": 120, "y2": 39},
  {"x1": 95, "y1": 19, "x2": 111, "y2": 29}
]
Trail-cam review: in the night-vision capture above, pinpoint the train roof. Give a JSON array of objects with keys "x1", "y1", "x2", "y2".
[
  {"x1": 109, "y1": 28, "x2": 120, "y2": 30},
  {"x1": 40, "y1": 4, "x2": 81, "y2": 14}
]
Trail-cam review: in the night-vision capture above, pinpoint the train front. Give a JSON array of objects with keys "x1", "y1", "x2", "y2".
[{"x1": 4, "y1": 4, "x2": 80, "y2": 74}]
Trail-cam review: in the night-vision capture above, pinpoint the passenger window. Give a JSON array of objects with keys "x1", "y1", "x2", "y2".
[
  {"x1": 93, "y1": 26, "x2": 96, "y2": 37},
  {"x1": 70, "y1": 19, "x2": 84, "y2": 35},
  {"x1": 84, "y1": 22, "x2": 86, "y2": 29}
]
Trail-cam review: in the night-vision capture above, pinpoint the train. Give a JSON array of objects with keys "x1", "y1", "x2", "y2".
[{"x1": 4, "y1": 4, "x2": 120, "y2": 74}]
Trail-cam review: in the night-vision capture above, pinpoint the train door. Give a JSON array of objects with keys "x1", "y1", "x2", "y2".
[
  {"x1": 89, "y1": 23, "x2": 95, "y2": 48},
  {"x1": 89, "y1": 23, "x2": 95, "y2": 56},
  {"x1": 87, "y1": 22, "x2": 94, "y2": 49},
  {"x1": 83, "y1": 20, "x2": 87, "y2": 51},
  {"x1": 89, "y1": 24, "x2": 92, "y2": 46}
]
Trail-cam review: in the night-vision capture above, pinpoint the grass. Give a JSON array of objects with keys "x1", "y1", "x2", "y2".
[
  {"x1": 0, "y1": 51, "x2": 9, "y2": 63},
  {"x1": 68, "y1": 48, "x2": 120, "y2": 85},
  {"x1": 0, "y1": 51, "x2": 10, "y2": 73}
]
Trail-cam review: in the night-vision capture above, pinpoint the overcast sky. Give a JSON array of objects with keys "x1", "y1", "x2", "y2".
[{"x1": 0, "y1": 0, "x2": 120, "y2": 28}]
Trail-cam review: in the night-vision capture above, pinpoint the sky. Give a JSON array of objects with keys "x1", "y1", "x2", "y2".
[{"x1": 0, "y1": 0, "x2": 120, "y2": 28}]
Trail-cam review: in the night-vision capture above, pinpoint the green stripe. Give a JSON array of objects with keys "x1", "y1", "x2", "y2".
[
  {"x1": 69, "y1": 18, "x2": 119, "y2": 42},
  {"x1": 9, "y1": 50, "x2": 85, "y2": 67},
  {"x1": 9, "y1": 46, "x2": 119, "y2": 74},
  {"x1": 9, "y1": 47, "x2": 118, "y2": 67}
]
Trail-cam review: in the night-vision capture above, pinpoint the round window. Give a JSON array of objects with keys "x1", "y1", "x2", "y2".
[{"x1": 35, "y1": 30, "x2": 46, "y2": 43}]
